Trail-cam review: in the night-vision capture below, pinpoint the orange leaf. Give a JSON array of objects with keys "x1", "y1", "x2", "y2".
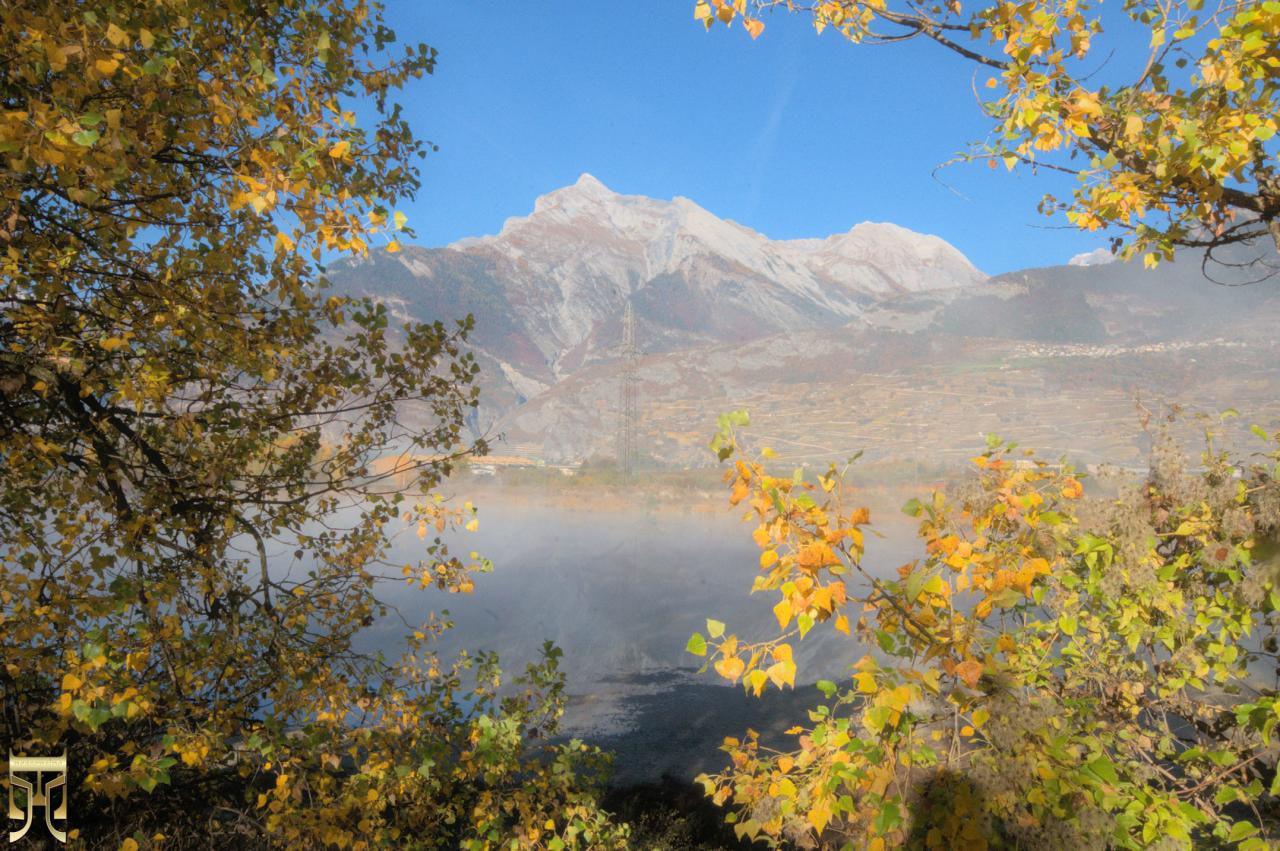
[
  {"x1": 745, "y1": 18, "x2": 765, "y2": 38},
  {"x1": 955, "y1": 658, "x2": 984, "y2": 688}
]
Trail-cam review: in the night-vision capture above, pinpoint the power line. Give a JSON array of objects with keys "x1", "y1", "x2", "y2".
[{"x1": 616, "y1": 300, "x2": 640, "y2": 476}]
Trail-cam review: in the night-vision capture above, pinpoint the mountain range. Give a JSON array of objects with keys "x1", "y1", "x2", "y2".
[{"x1": 330, "y1": 175, "x2": 1280, "y2": 469}]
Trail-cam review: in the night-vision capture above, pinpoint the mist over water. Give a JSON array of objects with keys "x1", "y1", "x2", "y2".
[{"x1": 346, "y1": 492, "x2": 920, "y2": 782}]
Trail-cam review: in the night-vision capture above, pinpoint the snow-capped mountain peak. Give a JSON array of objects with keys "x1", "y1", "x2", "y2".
[
  {"x1": 532, "y1": 172, "x2": 615, "y2": 214},
  {"x1": 334, "y1": 177, "x2": 986, "y2": 426}
]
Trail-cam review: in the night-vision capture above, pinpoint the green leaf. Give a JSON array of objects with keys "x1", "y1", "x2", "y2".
[
  {"x1": 902, "y1": 498, "x2": 922, "y2": 517},
  {"x1": 1059, "y1": 613, "x2": 1079, "y2": 636},
  {"x1": 1086, "y1": 756, "x2": 1118, "y2": 784},
  {"x1": 989, "y1": 588, "x2": 1023, "y2": 609},
  {"x1": 71, "y1": 129, "x2": 100, "y2": 147},
  {"x1": 1228, "y1": 821, "x2": 1259, "y2": 842},
  {"x1": 873, "y1": 801, "x2": 902, "y2": 833},
  {"x1": 686, "y1": 632, "x2": 707, "y2": 656},
  {"x1": 906, "y1": 568, "x2": 929, "y2": 603},
  {"x1": 816, "y1": 679, "x2": 837, "y2": 698},
  {"x1": 706, "y1": 619, "x2": 725, "y2": 639}
]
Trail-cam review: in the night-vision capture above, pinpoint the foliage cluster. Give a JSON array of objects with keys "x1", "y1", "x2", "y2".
[
  {"x1": 1, "y1": 1, "x2": 627, "y2": 847},
  {"x1": 693, "y1": 411, "x2": 1280, "y2": 848},
  {"x1": 699, "y1": 0, "x2": 1280, "y2": 271}
]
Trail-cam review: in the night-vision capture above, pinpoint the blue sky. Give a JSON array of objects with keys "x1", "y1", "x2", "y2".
[{"x1": 381, "y1": 2, "x2": 1118, "y2": 274}]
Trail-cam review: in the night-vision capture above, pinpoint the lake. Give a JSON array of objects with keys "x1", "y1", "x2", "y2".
[{"x1": 359, "y1": 492, "x2": 919, "y2": 784}]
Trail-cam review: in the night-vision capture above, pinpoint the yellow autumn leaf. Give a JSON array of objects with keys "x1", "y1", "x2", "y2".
[
  {"x1": 773, "y1": 598, "x2": 792, "y2": 629},
  {"x1": 95, "y1": 58, "x2": 120, "y2": 76},
  {"x1": 100, "y1": 336, "x2": 128, "y2": 351},
  {"x1": 714, "y1": 655, "x2": 745, "y2": 682},
  {"x1": 767, "y1": 659, "x2": 796, "y2": 688},
  {"x1": 61, "y1": 672, "x2": 83, "y2": 691},
  {"x1": 808, "y1": 802, "x2": 831, "y2": 834},
  {"x1": 328, "y1": 140, "x2": 350, "y2": 158}
]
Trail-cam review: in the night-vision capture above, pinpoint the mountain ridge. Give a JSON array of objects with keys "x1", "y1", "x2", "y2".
[
  {"x1": 331, "y1": 174, "x2": 987, "y2": 430},
  {"x1": 329, "y1": 177, "x2": 1280, "y2": 467}
]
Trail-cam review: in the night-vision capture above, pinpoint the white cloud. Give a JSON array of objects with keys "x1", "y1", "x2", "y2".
[{"x1": 1068, "y1": 247, "x2": 1117, "y2": 267}]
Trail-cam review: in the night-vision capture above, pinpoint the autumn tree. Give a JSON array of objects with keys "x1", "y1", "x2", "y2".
[
  {"x1": 689, "y1": 8, "x2": 1280, "y2": 842},
  {"x1": 1, "y1": 2, "x2": 627, "y2": 847},
  {"x1": 699, "y1": 0, "x2": 1280, "y2": 270},
  {"x1": 693, "y1": 413, "x2": 1280, "y2": 848}
]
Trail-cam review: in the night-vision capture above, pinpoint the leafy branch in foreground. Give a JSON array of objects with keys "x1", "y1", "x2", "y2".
[
  {"x1": 692, "y1": 410, "x2": 1280, "y2": 849},
  {"x1": 1, "y1": 1, "x2": 627, "y2": 847},
  {"x1": 698, "y1": 0, "x2": 1280, "y2": 273}
]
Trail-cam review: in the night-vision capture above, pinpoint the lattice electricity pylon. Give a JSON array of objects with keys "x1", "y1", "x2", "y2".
[{"x1": 615, "y1": 300, "x2": 640, "y2": 477}]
